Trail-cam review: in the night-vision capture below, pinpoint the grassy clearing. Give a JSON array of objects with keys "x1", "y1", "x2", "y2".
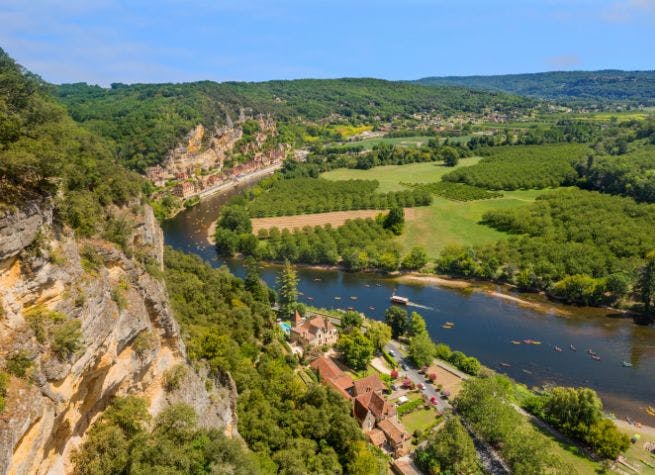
[
  {"x1": 321, "y1": 160, "x2": 561, "y2": 259},
  {"x1": 618, "y1": 425, "x2": 655, "y2": 474},
  {"x1": 400, "y1": 407, "x2": 440, "y2": 436},
  {"x1": 321, "y1": 158, "x2": 482, "y2": 192}
]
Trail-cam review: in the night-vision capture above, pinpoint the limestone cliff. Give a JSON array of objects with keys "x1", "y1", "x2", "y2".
[
  {"x1": 0, "y1": 201, "x2": 237, "y2": 474},
  {"x1": 145, "y1": 115, "x2": 284, "y2": 185}
]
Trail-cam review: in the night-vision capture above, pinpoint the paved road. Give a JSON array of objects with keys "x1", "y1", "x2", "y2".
[
  {"x1": 385, "y1": 341, "x2": 510, "y2": 474},
  {"x1": 385, "y1": 341, "x2": 449, "y2": 413}
]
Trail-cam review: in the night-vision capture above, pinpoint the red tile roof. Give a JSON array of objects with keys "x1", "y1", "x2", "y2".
[
  {"x1": 353, "y1": 374, "x2": 386, "y2": 396},
  {"x1": 354, "y1": 391, "x2": 395, "y2": 422},
  {"x1": 309, "y1": 356, "x2": 353, "y2": 399},
  {"x1": 378, "y1": 418, "x2": 410, "y2": 446},
  {"x1": 368, "y1": 428, "x2": 386, "y2": 447}
]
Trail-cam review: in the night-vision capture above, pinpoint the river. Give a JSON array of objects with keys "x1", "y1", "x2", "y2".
[{"x1": 161, "y1": 186, "x2": 655, "y2": 423}]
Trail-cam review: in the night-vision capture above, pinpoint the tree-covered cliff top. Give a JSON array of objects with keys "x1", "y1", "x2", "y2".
[{"x1": 54, "y1": 79, "x2": 532, "y2": 170}]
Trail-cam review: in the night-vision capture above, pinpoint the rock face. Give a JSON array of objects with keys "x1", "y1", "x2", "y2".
[
  {"x1": 0, "y1": 203, "x2": 237, "y2": 475},
  {"x1": 0, "y1": 198, "x2": 52, "y2": 261}
]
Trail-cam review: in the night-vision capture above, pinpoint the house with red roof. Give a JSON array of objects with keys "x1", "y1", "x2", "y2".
[{"x1": 290, "y1": 311, "x2": 338, "y2": 349}]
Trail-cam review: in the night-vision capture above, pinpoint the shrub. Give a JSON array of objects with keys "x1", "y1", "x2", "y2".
[
  {"x1": 132, "y1": 331, "x2": 156, "y2": 357},
  {"x1": 163, "y1": 363, "x2": 188, "y2": 392},
  {"x1": 397, "y1": 398, "x2": 424, "y2": 416},
  {"x1": 51, "y1": 319, "x2": 82, "y2": 359},
  {"x1": 80, "y1": 245, "x2": 104, "y2": 273},
  {"x1": 0, "y1": 372, "x2": 8, "y2": 413},
  {"x1": 6, "y1": 352, "x2": 33, "y2": 377}
]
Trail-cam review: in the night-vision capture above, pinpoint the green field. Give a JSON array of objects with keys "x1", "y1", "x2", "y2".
[
  {"x1": 321, "y1": 158, "x2": 483, "y2": 192},
  {"x1": 329, "y1": 135, "x2": 434, "y2": 150},
  {"x1": 321, "y1": 160, "x2": 555, "y2": 258}
]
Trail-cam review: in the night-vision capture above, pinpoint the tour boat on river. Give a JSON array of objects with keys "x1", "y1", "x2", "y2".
[{"x1": 390, "y1": 294, "x2": 409, "y2": 305}]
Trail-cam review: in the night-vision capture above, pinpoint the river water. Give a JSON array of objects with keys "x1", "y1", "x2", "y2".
[{"x1": 161, "y1": 186, "x2": 655, "y2": 423}]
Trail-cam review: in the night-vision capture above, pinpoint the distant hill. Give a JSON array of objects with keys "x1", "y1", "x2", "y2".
[
  {"x1": 55, "y1": 79, "x2": 531, "y2": 170},
  {"x1": 415, "y1": 70, "x2": 655, "y2": 104}
]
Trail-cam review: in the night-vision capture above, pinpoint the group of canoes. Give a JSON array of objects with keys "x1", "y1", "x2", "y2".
[{"x1": 508, "y1": 339, "x2": 635, "y2": 367}]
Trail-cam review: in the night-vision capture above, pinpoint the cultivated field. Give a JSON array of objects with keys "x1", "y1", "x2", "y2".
[
  {"x1": 321, "y1": 160, "x2": 560, "y2": 258},
  {"x1": 329, "y1": 135, "x2": 435, "y2": 151},
  {"x1": 251, "y1": 208, "x2": 417, "y2": 232}
]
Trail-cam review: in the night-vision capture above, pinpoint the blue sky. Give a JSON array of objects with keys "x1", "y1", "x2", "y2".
[{"x1": 0, "y1": 0, "x2": 653, "y2": 85}]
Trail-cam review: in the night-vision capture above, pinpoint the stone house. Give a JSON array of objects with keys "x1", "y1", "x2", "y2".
[{"x1": 290, "y1": 311, "x2": 338, "y2": 348}]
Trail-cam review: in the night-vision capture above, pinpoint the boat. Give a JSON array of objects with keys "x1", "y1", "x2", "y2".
[
  {"x1": 523, "y1": 339, "x2": 541, "y2": 345},
  {"x1": 390, "y1": 294, "x2": 409, "y2": 305},
  {"x1": 349, "y1": 296, "x2": 358, "y2": 300},
  {"x1": 313, "y1": 278, "x2": 322, "y2": 282},
  {"x1": 445, "y1": 321, "x2": 455, "y2": 326},
  {"x1": 591, "y1": 355, "x2": 601, "y2": 361},
  {"x1": 511, "y1": 340, "x2": 522, "y2": 345},
  {"x1": 646, "y1": 406, "x2": 655, "y2": 417},
  {"x1": 570, "y1": 344, "x2": 577, "y2": 351},
  {"x1": 554, "y1": 346, "x2": 563, "y2": 352},
  {"x1": 442, "y1": 324, "x2": 454, "y2": 329},
  {"x1": 307, "y1": 296, "x2": 314, "y2": 301},
  {"x1": 587, "y1": 349, "x2": 598, "y2": 357},
  {"x1": 334, "y1": 296, "x2": 341, "y2": 300},
  {"x1": 363, "y1": 284, "x2": 370, "y2": 288},
  {"x1": 375, "y1": 283, "x2": 383, "y2": 287},
  {"x1": 368, "y1": 306, "x2": 375, "y2": 310},
  {"x1": 522, "y1": 369, "x2": 533, "y2": 375},
  {"x1": 622, "y1": 361, "x2": 633, "y2": 367},
  {"x1": 500, "y1": 362, "x2": 511, "y2": 368}
]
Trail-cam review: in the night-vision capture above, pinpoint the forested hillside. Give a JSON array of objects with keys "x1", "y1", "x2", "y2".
[
  {"x1": 416, "y1": 70, "x2": 655, "y2": 104},
  {"x1": 0, "y1": 48, "x2": 142, "y2": 235},
  {"x1": 54, "y1": 79, "x2": 531, "y2": 170}
]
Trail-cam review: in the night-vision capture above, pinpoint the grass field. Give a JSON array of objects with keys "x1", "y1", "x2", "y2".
[
  {"x1": 251, "y1": 208, "x2": 417, "y2": 232},
  {"x1": 321, "y1": 158, "x2": 483, "y2": 192},
  {"x1": 330, "y1": 135, "x2": 434, "y2": 150},
  {"x1": 321, "y1": 160, "x2": 556, "y2": 258}
]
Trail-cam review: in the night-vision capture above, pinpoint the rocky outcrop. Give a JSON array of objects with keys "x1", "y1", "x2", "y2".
[
  {"x1": 0, "y1": 198, "x2": 52, "y2": 261},
  {"x1": 0, "y1": 203, "x2": 237, "y2": 475}
]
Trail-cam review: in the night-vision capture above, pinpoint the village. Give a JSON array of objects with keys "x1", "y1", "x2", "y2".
[{"x1": 279, "y1": 308, "x2": 468, "y2": 475}]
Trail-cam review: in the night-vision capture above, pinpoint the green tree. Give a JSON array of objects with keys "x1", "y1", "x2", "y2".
[
  {"x1": 639, "y1": 250, "x2": 655, "y2": 315},
  {"x1": 407, "y1": 311, "x2": 427, "y2": 337},
  {"x1": 366, "y1": 320, "x2": 392, "y2": 351},
  {"x1": 416, "y1": 416, "x2": 479, "y2": 475},
  {"x1": 276, "y1": 260, "x2": 298, "y2": 319},
  {"x1": 336, "y1": 329, "x2": 374, "y2": 371},
  {"x1": 341, "y1": 311, "x2": 363, "y2": 332},
  {"x1": 384, "y1": 306, "x2": 408, "y2": 339},
  {"x1": 442, "y1": 146, "x2": 460, "y2": 167},
  {"x1": 383, "y1": 207, "x2": 405, "y2": 235},
  {"x1": 401, "y1": 246, "x2": 428, "y2": 270},
  {"x1": 346, "y1": 441, "x2": 387, "y2": 475},
  {"x1": 408, "y1": 331, "x2": 434, "y2": 367},
  {"x1": 218, "y1": 205, "x2": 252, "y2": 234}
]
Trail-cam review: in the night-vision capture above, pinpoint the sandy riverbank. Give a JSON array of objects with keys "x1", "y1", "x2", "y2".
[{"x1": 396, "y1": 273, "x2": 471, "y2": 289}]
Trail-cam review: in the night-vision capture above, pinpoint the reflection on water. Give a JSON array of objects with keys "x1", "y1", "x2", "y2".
[{"x1": 162, "y1": 188, "x2": 655, "y2": 422}]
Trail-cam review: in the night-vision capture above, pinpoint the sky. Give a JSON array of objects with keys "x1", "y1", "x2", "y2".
[{"x1": 0, "y1": 0, "x2": 654, "y2": 85}]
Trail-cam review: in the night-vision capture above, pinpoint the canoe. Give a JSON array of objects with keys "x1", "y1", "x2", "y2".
[
  {"x1": 511, "y1": 340, "x2": 521, "y2": 345},
  {"x1": 554, "y1": 346, "x2": 563, "y2": 352},
  {"x1": 500, "y1": 362, "x2": 511, "y2": 368}
]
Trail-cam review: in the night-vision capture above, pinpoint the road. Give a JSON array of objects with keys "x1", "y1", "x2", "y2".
[
  {"x1": 385, "y1": 341, "x2": 510, "y2": 474},
  {"x1": 385, "y1": 341, "x2": 449, "y2": 413}
]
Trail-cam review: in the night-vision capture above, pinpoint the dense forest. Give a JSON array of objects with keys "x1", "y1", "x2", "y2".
[
  {"x1": 0, "y1": 48, "x2": 142, "y2": 235},
  {"x1": 442, "y1": 144, "x2": 590, "y2": 190},
  {"x1": 55, "y1": 79, "x2": 530, "y2": 171},
  {"x1": 438, "y1": 188, "x2": 655, "y2": 306},
  {"x1": 416, "y1": 70, "x2": 655, "y2": 105},
  {"x1": 163, "y1": 248, "x2": 385, "y2": 474}
]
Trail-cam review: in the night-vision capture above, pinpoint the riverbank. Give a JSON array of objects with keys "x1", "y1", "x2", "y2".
[{"x1": 166, "y1": 162, "x2": 283, "y2": 221}]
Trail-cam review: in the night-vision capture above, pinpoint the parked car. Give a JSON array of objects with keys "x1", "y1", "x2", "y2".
[
  {"x1": 400, "y1": 363, "x2": 407, "y2": 370},
  {"x1": 417, "y1": 383, "x2": 425, "y2": 390},
  {"x1": 388, "y1": 349, "x2": 395, "y2": 357}
]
